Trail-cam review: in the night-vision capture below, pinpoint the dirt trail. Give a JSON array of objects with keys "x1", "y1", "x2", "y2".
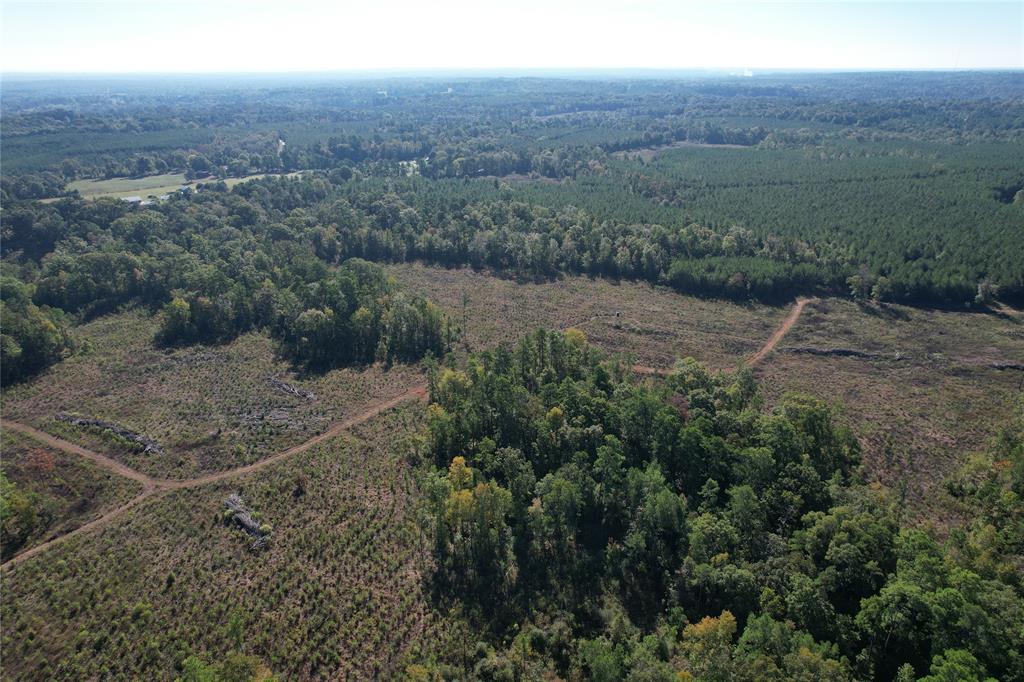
[
  {"x1": 631, "y1": 297, "x2": 811, "y2": 376},
  {"x1": 172, "y1": 385, "x2": 429, "y2": 489},
  {"x1": 743, "y1": 297, "x2": 810, "y2": 367},
  {"x1": 1, "y1": 493, "x2": 155, "y2": 567},
  {"x1": 2, "y1": 421, "x2": 164, "y2": 489},
  {"x1": 1, "y1": 384, "x2": 429, "y2": 568},
  {"x1": 2, "y1": 301, "x2": 809, "y2": 568}
]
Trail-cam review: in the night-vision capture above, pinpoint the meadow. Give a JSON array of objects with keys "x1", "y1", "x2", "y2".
[
  {"x1": 50, "y1": 171, "x2": 304, "y2": 201},
  {"x1": 66, "y1": 173, "x2": 189, "y2": 199}
]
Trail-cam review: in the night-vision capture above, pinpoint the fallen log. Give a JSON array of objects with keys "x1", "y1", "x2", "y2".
[
  {"x1": 55, "y1": 414, "x2": 163, "y2": 454},
  {"x1": 224, "y1": 494, "x2": 269, "y2": 550}
]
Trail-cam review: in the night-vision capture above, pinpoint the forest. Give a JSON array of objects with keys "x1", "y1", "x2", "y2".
[
  {"x1": 419, "y1": 329, "x2": 1023, "y2": 681},
  {"x1": 1, "y1": 72, "x2": 1023, "y2": 682},
  {"x1": 1, "y1": 75, "x2": 1022, "y2": 360}
]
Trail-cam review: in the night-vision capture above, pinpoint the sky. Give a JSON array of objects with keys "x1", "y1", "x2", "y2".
[{"x1": 1, "y1": 0, "x2": 1021, "y2": 73}]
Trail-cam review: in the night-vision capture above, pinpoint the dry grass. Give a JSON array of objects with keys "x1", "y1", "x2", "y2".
[
  {"x1": 387, "y1": 263, "x2": 786, "y2": 369},
  {"x1": 755, "y1": 298, "x2": 1024, "y2": 524}
]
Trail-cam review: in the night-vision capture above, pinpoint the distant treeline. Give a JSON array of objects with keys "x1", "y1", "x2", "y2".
[
  {"x1": 2, "y1": 167, "x2": 1019, "y2": 384},
  {"x1": 4, "y1": 71, "x2": 1023, "y2": 196}
]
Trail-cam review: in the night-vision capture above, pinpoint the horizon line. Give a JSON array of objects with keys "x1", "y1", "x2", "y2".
[{"x1": 4, "y1": 66, "x2": 1023, "y2": 79}]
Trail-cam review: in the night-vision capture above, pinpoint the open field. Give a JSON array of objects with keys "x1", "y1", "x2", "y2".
[
  {"x1": 611, "y1": 140, "x2": 753, "y2": 162},
  {"x1": 387, "y1": 263, "x2": 788, "y2": 369},
  {"x1": 66, "y1": 173, "x2": 189, "y2": 199},
  {"x1": 5, "y1": 267, "x2": 1019, "y2": 520},
  {"x1": 755, "y1": 297, "x2": 1024, "y2": 523},
  {"x1": 1, "y1": 405, "x2": 468, "y2": 680},
  {"x1": 0, "y1": 430, "x2": 142, "y2": 561},
  {"x1": 1, "y1": 310, "x2": 426, "y2": 480},
  {"x1": 51, "y1": 172, "x2": 305, "y2": 201}
]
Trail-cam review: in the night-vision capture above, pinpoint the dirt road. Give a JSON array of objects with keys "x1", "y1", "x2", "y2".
[
  {"x1": 1, "y1": 385, "x2": 429, "y2": 568},
  {"x1": 631, "y1": 297, "x2": 811, "y2": 376},
  {"x1": 743, "y1": 297, "x2": 810, "y2": 367},
  {"x1": 2, "y1": 420, "x2": 164, "y2": 489}
]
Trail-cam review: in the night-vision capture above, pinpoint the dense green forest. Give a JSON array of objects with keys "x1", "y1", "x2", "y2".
[
  {"x1": 421, "y1": 329, "x2": 1024, "y2": 681},
  {"x1": 3, "y1": 149, "x2": 1020, "y2": 387},
  {"x1": 0, "y1": 183, "x2": 453, "y2": 384}
]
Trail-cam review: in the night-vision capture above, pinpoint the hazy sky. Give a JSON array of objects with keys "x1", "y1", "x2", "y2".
[{"x1": 2, "y1": 0, "x2": 1021, "y2": 73}]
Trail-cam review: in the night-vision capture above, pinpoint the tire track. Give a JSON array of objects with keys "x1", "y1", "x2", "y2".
[{"x1": 1, "y1": 384, "x2": 429, "y2": 568}]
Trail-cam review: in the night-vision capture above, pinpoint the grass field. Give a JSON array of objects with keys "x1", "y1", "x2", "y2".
[
  {"x1": 1, "y1": 405, "x2": 468, "y2": 680},
  {"x1": 0, "y1": 310, "x2": 426, "y2": 479},
  {"x1": 0, "y1": 430, "x2": 142, "y2": 561},
  {"x1": 52, "y1": 172, "x2": 303, "y2": 202},
  {"x1": 201, "y1": 171, "x2": 304, "y2": 189},
  {"x1": 66, "y1": 173, "x2": 189, "y2": 199}
]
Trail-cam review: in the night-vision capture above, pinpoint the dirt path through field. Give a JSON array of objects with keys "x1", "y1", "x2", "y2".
[
  {"x1": 2, "y1": 420, "x2": 163, "y2": 489},
  {"x1": 743, "y1": 297, "x2": 810, "y2": 367},
  {"x1": 1, "y1": 385, "x2": 428, "y2": 568},
  {"x1": 631, "y1": 297, "x2": 811, "y2": 376},
  {"x1": 0, "y1": 493, "x2": 156, "y2": 567},
  {"x1": 172, "y1": 385, "x2": 428, "y2": 489},
  {"x1": 2, "y1": 300, "x2": 809, "y2": 568}
]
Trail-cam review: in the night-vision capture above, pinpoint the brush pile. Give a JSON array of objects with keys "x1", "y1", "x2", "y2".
[{"x1": 55, "y1": 414, "x2": 163, "y2": 454}]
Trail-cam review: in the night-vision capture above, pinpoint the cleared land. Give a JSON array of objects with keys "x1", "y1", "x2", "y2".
[
  {"x1": 1, "y1": 310, "x2": 426, "y2": 479},
  {"x1": 5, "y1": 267, "x2": 1018, "y2": 520},
  {"x1": 0, "y1": 430, "x2": 142, "y2": 560},
  {"x1": 2, "y1": 265, "x2": 1020, "y2": 679},
  {"x1": 387, "y1": 263, "x2": 788, "y2": 369},
  {"x1": 55, "y1": 172, "x2": 301, "y2": 201},
  {"x1": 756, "y1": 297, "x2": 1024, "y2": 523},
  {"x1": 66, "y1": 173, "x2": 189, "y2": 199},
  {"x1": 1, "y1": 406, "x2": 468, "y2": 680}
]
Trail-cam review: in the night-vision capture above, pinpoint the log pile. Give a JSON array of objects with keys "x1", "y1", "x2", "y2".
[
  {"x1": 55, "y1": 414, "x2": 163, "y2": 454},
  {"x1": 266, "y1": 376, "x2": 316, "y2": 401},
  {"x1": 785, "y1": 347, "x2": 890, "y2": 360},
  {"x1": 224, "y1": 494, "x2": 269, "y2": 550}
]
